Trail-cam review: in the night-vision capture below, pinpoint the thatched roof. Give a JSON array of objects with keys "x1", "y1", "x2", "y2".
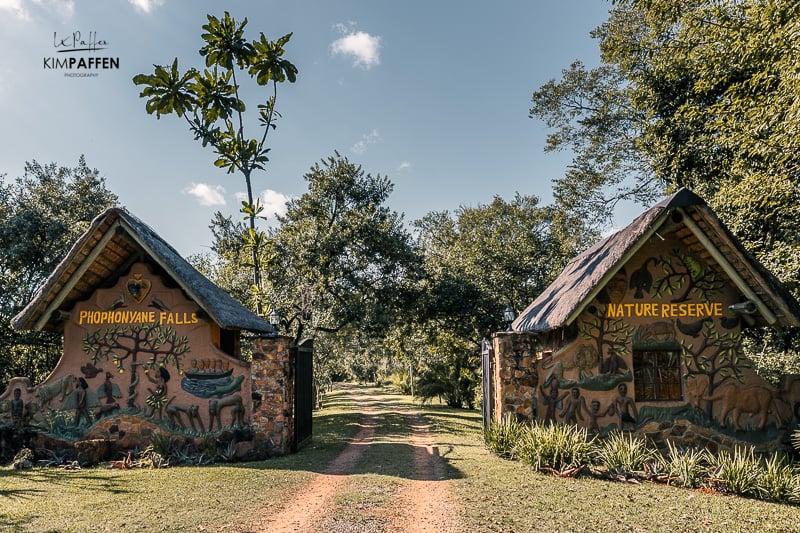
[
  {"x1": 513, "y1": 188, "x2": 800, "y2": 333},
  {"x1": 13, "y1": 207, "x2": 274, "y2": 334}
]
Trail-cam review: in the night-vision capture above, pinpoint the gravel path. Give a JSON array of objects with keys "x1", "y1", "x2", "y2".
[{"x1": 250, "y1": 386, "x2": 459, "y2": 532}]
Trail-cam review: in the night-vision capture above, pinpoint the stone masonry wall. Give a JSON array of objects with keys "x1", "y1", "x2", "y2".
[
  {"x1": 250, "y1": 335, "x2": 295, "y2": 455},
  {"x1": 492, "y1": 332, "x2": 538, "y2": 423}
]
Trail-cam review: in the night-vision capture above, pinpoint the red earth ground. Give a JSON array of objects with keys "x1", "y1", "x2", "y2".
[{"x1": 248, "y1": 387, "x2": 461, "y2": 532}]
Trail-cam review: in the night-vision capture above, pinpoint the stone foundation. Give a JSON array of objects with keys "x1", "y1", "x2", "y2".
[{"x1": 638, "y1": 418, "x2": 789, "y2": 456}]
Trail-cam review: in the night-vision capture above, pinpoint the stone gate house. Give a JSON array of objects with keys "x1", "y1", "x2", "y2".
[
  {"x1": 0, "y1": 207, "x2": 304, "y2": 459},
  {"x1": 490, "y1": 188, "x2": 800, "y2": 450}
]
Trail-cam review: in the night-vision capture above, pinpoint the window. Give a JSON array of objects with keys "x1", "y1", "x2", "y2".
[{"x1": 633, "y1": 349, "x2": 681, "y2": 401}]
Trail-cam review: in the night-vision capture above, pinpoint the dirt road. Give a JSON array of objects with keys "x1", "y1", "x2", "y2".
[{"x1": 249, "y1": 385, "x2": 461, "y2": 532}]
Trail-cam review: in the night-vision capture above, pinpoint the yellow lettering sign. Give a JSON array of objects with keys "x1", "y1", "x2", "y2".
[
  {"x1": 605, "y1": 302, "x2": 724, "y2": 319},
  {"x1": 78, "y1": 309, "x2": 199, "y2": 326}
]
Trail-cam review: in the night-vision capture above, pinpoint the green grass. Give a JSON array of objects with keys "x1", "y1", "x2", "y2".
[
  {"x1": 3, "y1": 383, "x2": 800, "y2": 532},
  {"x1": 0, "y1": 385, "x2": 364, "y2": 533},
  {"x1": 422, "y1": 397, "x2": 800, "y2": 532}
]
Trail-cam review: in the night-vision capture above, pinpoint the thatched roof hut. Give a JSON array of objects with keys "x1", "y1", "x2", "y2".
[
  {"x1": 512, "y1": 188, "x2": 800, "y2": 333},
  {"x1": 12, "y1": 207, "x2": 273, "y2": 335}
]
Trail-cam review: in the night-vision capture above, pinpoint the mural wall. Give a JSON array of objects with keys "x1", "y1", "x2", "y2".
[
  {"x1": 494, "y1": 236, "x2": 798, "y2": 439},
  {"x1": 0, "y1": 263, "x2": 253, "y2": 443}
]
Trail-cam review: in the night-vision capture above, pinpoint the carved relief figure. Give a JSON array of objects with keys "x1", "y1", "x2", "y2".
[
  {"x1": 73, "y1": 377, "x2": 91, "y2": 427},
  {"x1": 612, "y1": 383, "x2": 638, "y2": 430},
  {"x1": 703, "y1": 382, "x2": 786, "y2": 431},
  {"x1": 629, "y1": 258, "x2": 656, "y2": 299},
  {"x1": 145, "y1": 367, "x2": 171, "y2": 419},
  {"x1": 680, "y1": 320, "x2": 746, "y2": 420},
  {"x1": 540, "y1": 382, "x2": 568, "y2": 424},
  {"x1": 634, "y1": 322, "x2": 675, "y2": 345},
  {"x1": 35, "y1": 373, "x2": 76, "y2": 410},
  {"x1": 559, "y1": 388, "x2": 584, "y2": 425},
  {"x1": 583, "y1": 398, "x2": 612, "y2": 434},
  {"x1": 97, "y1": 372, "x2": 121, "y2": 404},
  {"x1": 600, "y1": 346, "x2": 629, "y2": 376},
  {"x1": 542, "y1": 345, "x2": 597, "y2": 387},
  {"x1": 208, "y1": 394, "x2": 245, "y2": 431},
  {"x1": 167, "y1": 403, "x2": 206, "y2": 433},
  {"x1": 10, "y1": 388, "x2": 25, "y2": 426}
]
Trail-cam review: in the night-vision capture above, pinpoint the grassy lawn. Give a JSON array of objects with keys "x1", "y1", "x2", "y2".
[
  {"x1": 3, "y1": 383, "x2": 800, "y2": 532},
  {"x1": 0, "y1": 388, "x2": 364, "y2": 532}
]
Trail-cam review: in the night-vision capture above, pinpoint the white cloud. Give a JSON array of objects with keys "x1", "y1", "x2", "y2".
[
  {"x1": 36, "y1": 0, "x2": 74, "y2": 19},
  {"x1": 398, "y1": 161, "x2": 411, "y2": 171},
  {"x1": 184, "y1": 183, "x2": 226, "y2": 207},
  {"x1": 0, "y1": 0, "x2": 30, "y2": 20},
  {"x1": 331, "y1": 28, "x2": 381, "y2": 69},
  {"x1": 1, "y1": 0, "x2": 75, "y2": 21},
  {"x1": 260, "y1": 189, "x2": 290, "y2": 219},
  {"x1": 128, "y1": 0, "x2": 164, "y2": 13},
  {"x1": 352, "y1": 129, "x2": 381, "y2": 154}
]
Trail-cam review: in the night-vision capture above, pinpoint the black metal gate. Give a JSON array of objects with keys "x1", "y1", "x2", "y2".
[
  {"x1": 293, "y1": 338, "x2": 313, "y2": 452},
  {"x1": 481, "y1": 338, "x2": 494, "y2": 430}
]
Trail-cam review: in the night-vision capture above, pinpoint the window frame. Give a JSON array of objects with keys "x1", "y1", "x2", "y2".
[{"x1": 632, "y1": 348, "x2": 682, "y2": 401}]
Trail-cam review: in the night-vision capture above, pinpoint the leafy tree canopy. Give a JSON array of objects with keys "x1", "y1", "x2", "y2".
[
  {"x1": 531, "y1": 0, "x2": 800, "y2": 233},
  {"x1": 262, "y1": 153, "x2": 420, "y2": 342},
  {"x1": 0, "y1": 157, "x2": 117, "y2": 388}
]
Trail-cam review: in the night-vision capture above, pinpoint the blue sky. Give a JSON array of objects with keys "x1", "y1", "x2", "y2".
[{"x1": 0, "y1": 0, "x2": 618, "y2": 257}]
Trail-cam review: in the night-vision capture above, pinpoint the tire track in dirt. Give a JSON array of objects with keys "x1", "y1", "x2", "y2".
[
  {"x1": 387, "y1": 412, "x2": 459, "y2": 533},
  {"x1": 250, "y1": 408, "x2": 377, "y2": 532},
  {"x1": 248, "y1": 387, "x2": 459, "y2": 532}
]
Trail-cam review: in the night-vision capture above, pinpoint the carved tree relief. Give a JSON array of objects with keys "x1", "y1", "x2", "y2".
[
  {"x1": 579, "y1": 307, "x2": 634, "y2": 377},
  {"x1": 681, "y1": 320, "x2": 746, "y2": 420},
  {"x1": 653, "y1": 249, "x2": 725, "y2": 303},
  {"x1": 82, "y1": 323, "x2": 191, "y2": 408}
]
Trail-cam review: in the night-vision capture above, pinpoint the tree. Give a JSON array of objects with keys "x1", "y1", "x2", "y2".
[
  {"x1": 414, "y1": 194, "x2": 569, "y2": 341},
  {"x1": 401, "y1": 194, "x2": 572, "y2": 408},
  {"x1": 189, "y1": 212, "x2": 252, "y2": 307},
  {"x1": 82, "y1": 322, "x2": 190, "y2": 408},
  {"x1": 133, "y1": 12, "x2": 297, "y2": 314},
  {"x1": 531, "y1": 0, "x2": 800, "y2": 231},
  {"x1": 262, "y1": 153, "x2": 420, "y2": 343},
  {"x1": 0, "y1": 157, "x2": 118, "y2": 389}
]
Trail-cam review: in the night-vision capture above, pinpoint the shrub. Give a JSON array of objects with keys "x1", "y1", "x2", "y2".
[
  {"x1": 484, "y1": 416, "x2": 526, "y2": 459},
  {"x1": 513, "y1": 422, "x2": 594, "y2": 475},
  {"x1": 664, "y1": 441, "x2": 710, "y2": 489},
  {"x1": 595, "y1": 431, "x2": 658, "y2": 480},
  {"x1": 760, "y1": 453, "x2": 799, "y2": 503},
  {"x1": 709, "y1": 447, "x2": 765, "y2": 498},
  {"x1": 148, "y1": 432, "x2": 182, "y2": 460},
  {"x1": 388, "y1": 371, "x2": 413, "y2": 395}
]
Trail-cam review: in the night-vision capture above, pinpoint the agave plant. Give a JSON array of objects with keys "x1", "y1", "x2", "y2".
[
  {"x1": 594, "y1": 431, "x2": 658, "y2": 481},
  {"x1": 513, "y1": 422, "x2": 594, "y2": 475},
  {"x1": 484, "y1": 416, "x2": 526, "y2": 459},
  {"x1": 760, "y1": 453, "x2": 799, "y2": 503},
  {"x1": 664, "y1": 441, "x2": 710, "y2": 489},
  {"x1": 709, "y1": 447, "x2": 765, "y2": 498},
  {"x1": 217, "y1": 440, "x2": 239, "y2": 463}
]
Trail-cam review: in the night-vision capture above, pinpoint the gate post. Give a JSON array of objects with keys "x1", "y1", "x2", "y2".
[
  {"x1": 492, "y1": 332, "x2": 539, "y2": 423},
  {"x1": 250, "y1": 335, "x2": 295, "y2": 455},
  {"x1": 481, "y1": 338, "x2": 494, "y2": 429}
]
